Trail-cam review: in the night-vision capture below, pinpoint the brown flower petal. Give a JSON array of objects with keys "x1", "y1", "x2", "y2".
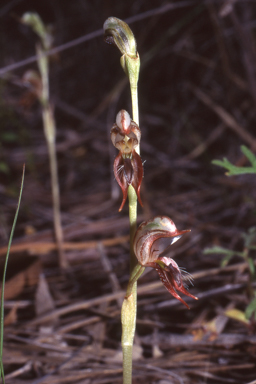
[
  {"x1": 153, "y1": 262, "x2": 191, "y2": 309},
  {"x1": 130, "y1": 150, "x2": 143, "y2": 208},
  {"x1": 155, "y1": 257, "x2": 198, "y2": 309},
  {"x1": 113, "y1": 150, "x2": 143, "y2": 211}
]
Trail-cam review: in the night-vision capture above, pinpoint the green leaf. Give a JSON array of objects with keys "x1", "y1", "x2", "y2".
[
  {"x1": 0, "y1": 132, "x2": 18, "y2": 142},
  {"x1": 245, "y1": 297, "x2": 256, "y2": 320},
  {"x1": 212, "y1": 145, "x2": 256, "y2": 175},
  {"x1": 248, "y1": 257, "x2": 255, "y2": 276},
  {"x1": 212, "y1": 158, "x2": 256, "y2": 175},
  {"x1": 0, "y1": 162, "x2": 9, "y2": 174},
  {"x1": 220, "y1": 253, "x2": 234, "y2": 267},
  {"x1": 204, "y1": 246, "x2": 244, "y2": 266},
  {"x1": 203, "y1": 246, "x2": 238, "y2": 256},
  {"x1": 225, "y1": 308, "x2": 249, "y2": 325},
  {"x1": 241, "y1": 145, "x2": 256, "y2": 168},
  {"x1": 242, "y1": 227, "x2": 256, "y2": 249}
]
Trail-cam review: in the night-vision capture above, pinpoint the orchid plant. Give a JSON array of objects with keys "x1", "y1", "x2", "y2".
[
  {"x1": 21, "y1": 13, "x2": 66, "y2": 269},
  {"x1": 104, "y1": 17, "x2": 197, "y2": 384}
]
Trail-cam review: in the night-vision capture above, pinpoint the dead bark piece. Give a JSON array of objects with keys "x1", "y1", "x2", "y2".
[
  {"x1": 35, "y1": 274, "x2": 55, "y2": 317},
  {"x1": 4, "y1": 304, "x2": 18, "y2": 325},
  {"x1": 0, "y1": 255, "x2": 41, "y2": 300},
  {"x1": 143, "y1": 332, "x2": 256, "y2": 349}
]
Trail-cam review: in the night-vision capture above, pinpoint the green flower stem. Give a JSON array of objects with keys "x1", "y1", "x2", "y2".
[
  {"x1": 120, "y1": 52, "x2": 140, "y2": 133},
  {"x1": 121, "y1": 163, "x2": 138, "y2": 384},
  {"x1": 126, "y1": 263, "x2": 145, "y2": 298},
  {"x1": 121, "y1": 43, "x2": 141, "y2": 384},
  {"x1": 128, "y1": 185, "x2": 138, "y2": 270},
  {"x1": 121, "y1": 283, "x2": 137, "y2": 384},
  {"x1": 131, "y1": 82, "x2": 139, "y2": 131},
  {"x1": 121, "y1": 263, "x2": 144, "y2": 384},
  {"x1": 121, "y1": 284, "x2": 136, "y2": 384},
  {"x1": 121, "y1": 161, "x2": 140, "y2": 384},
  {"x1": 125, "y1": 54, "x2": 140, "y2": 128}
]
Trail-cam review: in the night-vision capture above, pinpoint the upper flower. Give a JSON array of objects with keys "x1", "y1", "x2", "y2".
[
  {"x1": 111, "y1": 110, "x2": 143, "y2": 211},
  {"x1": 133, "y1": 216, "x2": 198, "y2": 309},
  {"x1": 103, "y1": 17, "x2": 137, "y2": 59},
  {"x1": 111, "y1": 110, "x2": 141, "y2": 153},
  {"x1": 103, "y1": 17, "x2": 140, "y2": 83}
]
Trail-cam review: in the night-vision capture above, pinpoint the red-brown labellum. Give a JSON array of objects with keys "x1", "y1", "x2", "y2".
[{"x1": 114, "y1": 150, "x2": 143, "y2": 211}]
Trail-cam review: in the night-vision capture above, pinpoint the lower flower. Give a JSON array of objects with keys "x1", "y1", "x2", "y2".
[
  {"x1": 133, "y1": 216, "x2": 198, "y2": 309},
  {"x1": 148, "y1": 257, "x2": 198, "y2": 309}
]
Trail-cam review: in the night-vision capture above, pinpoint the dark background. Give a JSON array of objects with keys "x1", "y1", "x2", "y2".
[{"x1": 0, "y1": 1, "x2": 256, "y2": 383}]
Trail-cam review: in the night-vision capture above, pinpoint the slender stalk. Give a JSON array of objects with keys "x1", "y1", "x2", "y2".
[
  {"x1": 126, "y1": 263, "x2": 145, "y2": 298},
  {"x1": 121, "y1": 161, "x2": 138, "y2": 384},
  {"x1": 42, "y1": 105, "x2": 66, "y2": 269},
  {"x1": 121, "y1": 281, "x2": 136, "y2": 384},
  {"x1": 128, "y1": 186, "x2": 138, "y2": 270},
  {"x1": 121, "y1": 52, "x2": 141, "y2": 384},
  {"x1": 38, "y1": 42, "x2": 67, "y2": 269},
  {"x1": 128, "y1": 59, "x2": 140, "y2": 129}
]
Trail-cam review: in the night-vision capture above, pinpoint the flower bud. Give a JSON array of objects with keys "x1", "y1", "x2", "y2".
[
  {"x1": 103, "y1": 17, "x2": 137, "y2": 58},
  {"x1": 116, "y1": 110, "x2": 131, "y2": 133},
  {"x1": 103, "y1": 17, "x2": 140, "y2": 81},
  {"x1": 111, "y1": 110, "x2": 141, "y2": 154}
]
